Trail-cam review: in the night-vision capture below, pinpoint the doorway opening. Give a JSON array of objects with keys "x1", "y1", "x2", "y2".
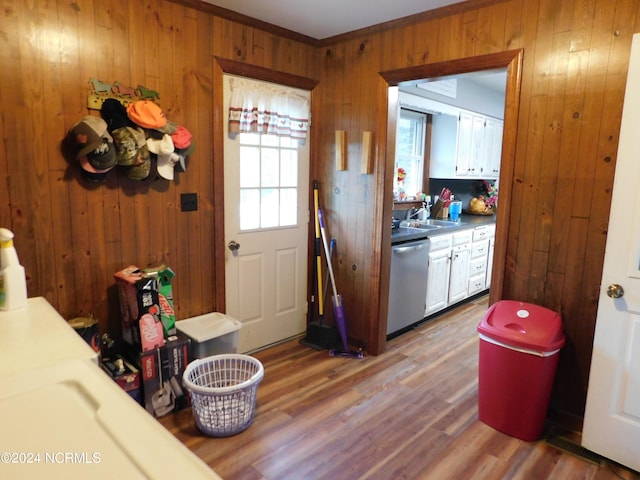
[{"x1": 376, "y1": 49, "x2": 524, "y2": 349}]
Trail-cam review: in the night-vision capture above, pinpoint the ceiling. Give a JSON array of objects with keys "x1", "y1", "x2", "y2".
[{"x1": 202, "y1": 0, "x2": 468, "y2": 39}]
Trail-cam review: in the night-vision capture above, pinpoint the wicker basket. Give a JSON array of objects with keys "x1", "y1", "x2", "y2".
[{"x1": 182, "y1": 354, "x2": 264, "y2": 437}]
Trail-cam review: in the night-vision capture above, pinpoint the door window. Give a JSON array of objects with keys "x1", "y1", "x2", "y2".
[{"x1": 239, "y1": 133, "x2": 299, "y2": 231}]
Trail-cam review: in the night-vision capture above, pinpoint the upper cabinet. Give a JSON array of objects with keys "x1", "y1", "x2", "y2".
[
  {"x1": 430, "y1": 109, "x2": 503, "y2": 180},
  {"x1": 398, "y1": 91, "x2": 503, "y2": 181}
]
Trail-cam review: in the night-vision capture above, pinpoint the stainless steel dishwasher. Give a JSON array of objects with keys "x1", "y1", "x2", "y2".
[{"x1": 387, "y1": 237, "x2": 430, "y2": 336}]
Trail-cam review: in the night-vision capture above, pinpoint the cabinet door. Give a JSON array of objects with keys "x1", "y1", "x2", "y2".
[
  {"x1": 482, "y1": 118, "x2": 503, "y2": 178},
  {"x1": 449, "y1": 244, "x2": 471, "y2": 304},
  {"x1": 455, "y1": 111, "x2": 473, "y2": 176},
  {"x1": 425, "y1": 249, "x2": 451, "y2": 315},
  {"x1": 468, "y1": 114, "x2": 485, "y2": 177}
]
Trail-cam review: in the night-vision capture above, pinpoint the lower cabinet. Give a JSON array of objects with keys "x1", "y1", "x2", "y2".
[
  {"x1": 425, "y1": 234, "x2": 452, "y2": 316},
  {"x1": 423, "y1": 223, "x2": 495, "y2": 319},
  {"x1": 448, "y1": 230, "x2": 473, "y2": 304}
]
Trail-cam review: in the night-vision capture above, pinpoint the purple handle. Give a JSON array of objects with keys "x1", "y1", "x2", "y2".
[{"x1": 318, "y1": 207, "x2": 325, "y2": 229}]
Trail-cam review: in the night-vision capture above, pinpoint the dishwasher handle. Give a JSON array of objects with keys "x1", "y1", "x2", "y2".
[{"x1": 392, "y1": 242, "x2": 429, "y2": 254}]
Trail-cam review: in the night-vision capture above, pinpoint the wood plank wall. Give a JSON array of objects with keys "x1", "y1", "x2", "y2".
[
  {"x1": 314, "y1": 0, "x2": 640, "y2": 417},
  {"x1": 0, "y1": 0, "x2": 317, "y2": 340},
  {"x1": 1, "y1": 0, "x2": 639, "y2": 421}
]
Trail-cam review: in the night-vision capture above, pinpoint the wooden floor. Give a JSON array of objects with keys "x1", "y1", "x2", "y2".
[{"x1": 160, "y1": 295, "x2": 640, "y2": 479}]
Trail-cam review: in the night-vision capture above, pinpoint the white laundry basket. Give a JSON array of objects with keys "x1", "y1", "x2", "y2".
[{"x1": 182, "y1": 354, "x2": 264, "y2": 437}]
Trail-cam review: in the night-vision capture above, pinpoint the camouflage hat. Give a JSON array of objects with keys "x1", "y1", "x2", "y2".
[{"x1": 111, "y1": 126, "x2": 139, "y2": 166}]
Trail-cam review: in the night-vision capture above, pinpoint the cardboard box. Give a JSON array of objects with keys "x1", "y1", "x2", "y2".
[
  {"x1": 129, "y1": 332, "x2": 191, "y2": 418},
  {"x1": 144, "y1": 265, "x2": 176, "y2": 336},
  {"x1": 101, "y1": 355, "x2": 142, "y2": 405},
  {"x1": 114, "y1": 265, "x2": 165, "y2": 352}
]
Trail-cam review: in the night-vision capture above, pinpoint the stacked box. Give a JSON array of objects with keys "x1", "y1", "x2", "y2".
[
  {"x1": 101, "y1": 355, "x2": 142, "y2": 405},
  {"x1": 129, "y1": 332, "x2": 191, "y2": 418},
  {"x1": 114, "y1": 265, "x2": 165, "y2": 352},
  {"x1": 143, "y1": 265, "x2": 176, "y2": 336}
]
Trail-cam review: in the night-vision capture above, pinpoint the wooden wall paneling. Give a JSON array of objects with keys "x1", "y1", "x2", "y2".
[
  {"x1": 473, "y1": 2, "x2": 494, "y2": 56},
  {"x1": 93, "y1": 4, "x2": 124, "y2": 327},
  {"x1": 461, "y1": 9, "x2": 480, "y2": 59},
  {"x1": 172, "y1": 3, "x2": 197, "y2": 318},
  {"x1": 194, "y1": 10, "x2": 216, "y2": 316},
  {"x1": 503, "y1": 0, "x2": 524, "y2": 50},
  {"x1": 547, "y1": 50, "x2": 588, "y2": 279},
  {"x1": 532, "y1": 31, "x2": 571, "y2": 257},
  {"x1": 146, "y1": 0, "x2": 169, "y2": 271}
]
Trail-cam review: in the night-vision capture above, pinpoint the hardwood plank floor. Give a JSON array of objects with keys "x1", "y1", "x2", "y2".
[{"x1": 160, "y1": 295, "x2": 640, "y2": 479}]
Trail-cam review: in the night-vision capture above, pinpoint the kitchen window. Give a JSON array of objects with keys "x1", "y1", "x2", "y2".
[{"x1": 395, "y1": 108, "x2": 427, "y2": 199}]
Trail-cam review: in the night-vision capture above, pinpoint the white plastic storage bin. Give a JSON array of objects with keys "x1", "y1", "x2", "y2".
[{"x1": 176, "y1": 313, "x2": 241, "y2": 359}]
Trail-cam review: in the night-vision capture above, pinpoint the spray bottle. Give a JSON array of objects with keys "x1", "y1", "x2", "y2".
[{"x1": 0, "y1": 228, "x2": 27, "y2": 311}]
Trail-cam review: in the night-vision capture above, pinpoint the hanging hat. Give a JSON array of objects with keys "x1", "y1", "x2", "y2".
[
  {"x1": 127, "y1": 127, "x2": 151, "y2": 180},
  {"x1": 126, "y1": 100, "x2": 177, "y2": 134},
  {"x1": 128, "y1": 144, "x2": 151, "y2": 180},
  {"x1": 86, "y1": 133, "x2": 117, "y2": 171},
  {"x1": 101, "y1": 98, "x2": 134, "y2": 132},
  {"x1": 157, "y1": 152, "x2": 182, "y2": 180},
  {"x1": 70, "y1": 116, "x2": 108, "y2": 159},
  {"x1": 78, "y1": 154, "x2": 114, "y2": 182},
  {"x1": 111, "y1": 126, "x2": 139, "y2": 166},
  {"x1": 171, "y1": 125, "x2": 192, "y2": 149},
  {"x1": 146, "y1": 134, "x2": 174, "y2": 156}
]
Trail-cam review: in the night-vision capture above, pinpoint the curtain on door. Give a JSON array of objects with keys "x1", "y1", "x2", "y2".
[{"x1": 227, "y1": 77, "x2": 310, "y2": 143}]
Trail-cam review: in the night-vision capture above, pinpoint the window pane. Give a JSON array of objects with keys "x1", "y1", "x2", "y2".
[
  {"x1": 280, "y1": 150, "x2": 297, "y2": 187},
  {"x1": 240, "y1": 189, "x2": 260, "y2": 230},
  {"x1": 395, "y1": 109, "x2": 426, "y2": 198},
  {"x1": 260, "y1": 188, "x2": 279, "y2": 228},
  {"x1": 240, "y1": 146, "x2": 260, "y2": 188},
  {"x1": 261, "y1": 134, "x2": 279, "y2": 146},
  {"x1": 240, "y1": 132, "x2": 260, "y2": 145},
  {"x1": 261, "y1": 148, "x2": 280, "y2": 187},
  {"x1": 280, "y1": 188, "x2": 297, "y2": 226}
]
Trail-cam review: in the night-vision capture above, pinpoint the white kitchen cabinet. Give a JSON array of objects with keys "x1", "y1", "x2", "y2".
[
  {"x1": 482, "y1": 117, "x2": 503, "y2": 178},
  {"x1": 429, "y1": 113, "x2": 458, "y2": 178},
  {"x1": 425, "y1": 234, "x2": 452, "y2": 316},
  {"x1": 449, "y1": 243, "x2": 471, "y2": 304},
  {"x1": 429, "y1": 107, "x2": 503, "y2": 180},
  {"x1": 448, "y1": 229, "x2": 473, "y2": 304}
]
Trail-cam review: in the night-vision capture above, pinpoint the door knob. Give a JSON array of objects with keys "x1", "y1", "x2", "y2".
[
  {"x1": 606, "y1": 284, "x2": 624, "y2": 298},
  {"x1": 227, "y1": 240, "x2": 240, "y2": 251}
]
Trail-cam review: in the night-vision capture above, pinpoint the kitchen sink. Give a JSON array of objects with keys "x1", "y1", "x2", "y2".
[{"x1": 420, "y1": 219, "x2": 464, "y2": 227}]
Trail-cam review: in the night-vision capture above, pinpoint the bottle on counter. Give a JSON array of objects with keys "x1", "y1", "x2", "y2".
[{"x1": 0, "y1": 228, "x2": 28, "y2": 311}]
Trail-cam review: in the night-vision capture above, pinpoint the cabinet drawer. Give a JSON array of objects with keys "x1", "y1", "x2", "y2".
[
  {"x1": 429, "y1": 234, "x2": 453, "y2": 251},
  {"x1": 473, "y1": 226, "x2": 493, "y2": 242},
  {"x1": 469, "y1": 256, "x2": 487, "y2": 275},
  {"x1": 452, "y1": 230, "x2": 473, "y2": 246},
  {"x1": 468, "y1": 274, "x2": 486, "y2": 295},
  {"x1": 471, "y1": 239, "x2": 489, "y2": 258}
]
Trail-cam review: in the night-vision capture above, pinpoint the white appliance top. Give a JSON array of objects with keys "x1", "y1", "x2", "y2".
[{"x1": 0, "y1": 297, "x2": 99, "y2": 377}]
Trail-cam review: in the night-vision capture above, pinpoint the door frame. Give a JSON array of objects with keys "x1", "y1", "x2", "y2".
[
  {"x1": 372, "y1": 49, "x2": 524, "y2": 352},
  {"x1": 212, "y1": 57, "x2": 318, "y2": 312}
]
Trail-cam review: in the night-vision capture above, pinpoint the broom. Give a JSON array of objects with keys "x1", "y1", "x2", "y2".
[{"x1": 317, "y1": 207, "x2": 364, "y2": 359}]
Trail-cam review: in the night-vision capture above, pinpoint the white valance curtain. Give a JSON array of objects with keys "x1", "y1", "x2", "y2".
[{"x1": 228, "y1": 77, "x2": 310, "y2": 143}]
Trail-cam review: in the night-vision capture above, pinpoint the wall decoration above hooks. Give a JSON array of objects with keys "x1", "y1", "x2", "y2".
[{"x1": 87, "y1": 78, "x2": 161, "y2": 110}]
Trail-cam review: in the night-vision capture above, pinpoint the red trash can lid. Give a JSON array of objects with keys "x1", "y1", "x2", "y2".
[{"x1": 477, "y1": 300, "x2": 565, "y2": 351}]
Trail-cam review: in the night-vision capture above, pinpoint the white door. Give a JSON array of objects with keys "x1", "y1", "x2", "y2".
[
  {"x1": 223, "y1": 75, "x2": 310, "y2": 353},
  {"x1": 582, "y1": 33, "x2": 640, "y2": 471}
]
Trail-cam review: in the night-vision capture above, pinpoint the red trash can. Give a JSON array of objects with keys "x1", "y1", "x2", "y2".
[{"x1": 477, "y1": 300, "x2": 565, "y2": 441}]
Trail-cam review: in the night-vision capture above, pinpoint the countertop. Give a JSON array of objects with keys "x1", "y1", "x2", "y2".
[{"x1": 391, "y1": 213, "x2": 496, "y2": 245}]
